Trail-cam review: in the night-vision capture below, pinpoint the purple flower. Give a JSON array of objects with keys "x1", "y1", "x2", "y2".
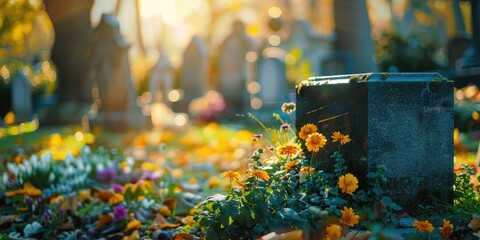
[
  {"x1": 280, "y1": 124, "x2": 290, "y2": 130},
  {"x1": 111, "y1": 183, "x2": 124, "y2": 193},
  {"x1": 113, "y1": 205, "x2": 128, "y2": 222},
  {"x1": 96, "y1": 167, "x2": 117, "y2": 182}
]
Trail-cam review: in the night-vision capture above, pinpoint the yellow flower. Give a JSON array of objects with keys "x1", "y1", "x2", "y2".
[
  {"x1": 122, "y1": 230, "x2": 140, "y2": 240},
  {"x1": 125, "y1": 220, "x2": 143, "y2": 232},
  {"x1": 338, "y1": 173, "x2": 359, "y2": 195},
  {"x1": 77, "y1": 189, "x2": 92, "y2": 202},
  {"x1": 439, "y1": 219, "x2": 453, "y2": 240},
  {"x1": 220, "y1": 171, "x2": 241, "y2": 182},
  {"x1": 413, "y1": 220, "x2": 434, "y2": 233},
  {"x1": 23, "y1": 182, "x2": 42, "y2": 197},
  {"x1": 331, "y1": 131, "x2": 351, "y2": 145},
  {"x1": 276, "y1": 143, "x2": 302, "y2": 158},
  {"x1": 340, "y1": 207, "x2": 360, "y2": 227},
  {"x1": 136, "y1": 180, "x2": 154, "y2": 192},
  {"x1": 284, "y1": 161, "x2": 298, "y2": 172},
  {"x1": 305, "y1": 132, "x2": 327, "y2": 152},
  {"x1": 159, "y1": 206, "x2": 171, "y2": 217},
  {"x1": 109, "y1": 193, "x2": 124, "y2": 205},
  {"x1": 207, "y1": 176, "x2": 221, "y2": 188},
  {"x1": 96, "y1": 214, "x2": 113, "y2": 229},
  {"x1": 325, "y1": 224, "x2": 342, "y2": 240},
  {"x1": 5, "y1": 191, "x2": 17, "y2": 197},
  {"x1": 141, "y1": 162, "x2": 160, "y2": 171},
  {"x1": 300, "y1": 166, "x2": 315, "y2": 175},
  {"x1": 49, "y1": 195, "x2": 64, "y2": 205},
  {"x1": 299, "y1": 123, "x2": 317, "y2": 140},
  {"x1": 249, "y1": 169, "x2": 270, "y2": 182}
]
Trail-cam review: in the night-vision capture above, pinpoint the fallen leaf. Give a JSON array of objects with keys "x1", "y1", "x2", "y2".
[
  {"x1": 0, "y1": 215, "x2": 16, "y2": 227},
  {"x1": 173, "y1": 232, "x2": 194, "y2": 240},
  {"x1": 260, "y1": 230, "x2": 303, "y2": 240},
  {"x1": 160, "y1": 222, "x2": 181, "y2": 229},
  {"x1": 344, "y1": 231, "x2": 371, "y2": 240},
  {"x1": 468, "y1": 215, "x2": 480, "y2": 230}
]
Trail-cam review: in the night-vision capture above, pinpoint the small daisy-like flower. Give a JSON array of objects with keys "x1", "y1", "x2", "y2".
[
  {"x1": 280, "y1": 123, "x2": 290, "y2": 130},
  {"x1": 331, "y1": 131, "x2": 351, "y2": 145},
  {"x1": 325, "y1": 224, "x2": 342, "y2": 240},
  {"x1": 299, "y1": 123, "x2": 318, "y2": 140},
  {"x1": 413, "y1": 220, "x2": 434, "y2": 233},
  {"x1": 284, "y1": 161, "x2": 298, "y2": 172},
  {"x1": 338, "y1": 173, "x2": 359, "y2": 195},
  {"x1": 221, "y1": 171, "x2": 241, "y2": 182},
  {"x1": 340, "y1": 207, "x2": 360, "y2": 227},
  {"x1": 300, "y1": 166, "x2": 315, "y2": 175},
  {"x1": 276, "y1": 143, "x2": 302, "y2": 158},
  {"x1": 439, "y1": 219, "x2": 453, "y2": 240},
  {"x1": 249, "y1": 169, "x2": 270, "y2": 182},
  {"x1": 281, "y1": 102, "x2": 296, "y2": 114},
  {"x1": 305, "y1": 132, "x2": 327, "y2": 152}
]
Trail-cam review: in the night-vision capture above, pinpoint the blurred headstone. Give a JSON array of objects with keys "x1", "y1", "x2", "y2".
[
  {"x1": 296, "y1": 73, "x2": 453, "y2": 211},
  {"x1": 149, "y1": 52, "x2": 173, "y2": 104},
  {"x1": 257, "y1": 57, "x2": 288, "y2": 111},
  {"x1": 11, "y1": 72, "x2": 32, "y2": 123},
  {"x1": 44, "y1": 0, "x2": 94, "y2": 103},
  {"x1": 176, "y1": 36, "x2": 209, "y2": 112},
  {"x1": 280, "y1": 20, "x2": 334, "y2": 75},
  {"x1": 90, "y1": 14, "x2": 144, "y2": 131},
  {"x1": 218, "y1": 21, "x2": 256, "y2": 110},
  {"x1": 333, "y1": 0, "x2": 377, "y2": 73}
]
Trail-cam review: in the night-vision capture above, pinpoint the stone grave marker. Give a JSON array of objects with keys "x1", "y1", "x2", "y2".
[
  {"x1": 12, "y1": 71, "x2": 32, "y2": 123},
  {"x1": 218, "y1": 21, "x2": 256, "y2": 110},
  {"x1": 280, "y1": 20, "x2": 334, "y2": 75},
  {"x1": 296, "y1": 73, "x2": 454, "y2": 211},
  {"x1": 334, "y1": 0, "x2": 377, "y2": 73},
  {"x1": 149, "y1": 52, "x2": 173, "y2": 104},
  {"x1": 257, "y1": 56, "x2": 288, "y2": 111},
  {"x1": 90, "y1": 14, "x2": 144, "y2": 130},
  {"x1": 177, "y1": 36, "x2": 209, "y2": 112}
]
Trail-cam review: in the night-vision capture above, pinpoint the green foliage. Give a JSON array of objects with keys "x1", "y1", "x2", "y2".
[{"x1": 195, "y1": 113, "x2": 397, "y2": 239}]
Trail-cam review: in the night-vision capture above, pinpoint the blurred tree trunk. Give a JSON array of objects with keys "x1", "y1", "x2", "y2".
[{"x1": 44, "y1": 0, "x2": 94, "y2": 103}]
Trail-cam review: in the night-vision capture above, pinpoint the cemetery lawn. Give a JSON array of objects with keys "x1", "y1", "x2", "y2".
[{"x1": 0, "y1": 108, "x2": 479, "y2": 239}]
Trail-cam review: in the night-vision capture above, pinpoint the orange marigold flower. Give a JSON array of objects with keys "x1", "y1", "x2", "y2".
[
  {"x1": 96, "y1": 214, "x2": 113, "y2": 229},
  {"x1": 125, "y1": 219, "x2": 143, "y2": 232},
  {"x1": 249, "y1": 169, "x2": 270, "y2": 182},
  {"x1": 300, "y1": 166, "x2": 315, "y2": 175},
  {"x1": 49, "y1": 195, "x2": 64, "y2": 205},
  {"x1": 440, "y1": 219, "x2": 453, "y2": 239},
  {"x1": 221, "y1": 171, "x2": 241, "y2": 182},
  {"x1": 5, "y1": 191, "x2": 17, "y2": 197},
  {"x1": 299, "y1": 124, "x2": 318, "y2": 140},
  {"x1": 325, "y1": 224, "x2": 342, "y2": 240},
  {"x1": 340, "y1": 207, "x2": 360, "y2": 227},
  {"x1": 305, "y1": 132, "x2": 327, "y2": 152},
  {"x1": 285, "y1": 161, "x2": 298, "y2": 172},
  {"x1": 276, "y1": 143, "x2": 302, "y2": 158},
  {"x1": 331, "y1": 131, "x2": 351, "y2": 145},
  {"x1": 338, "y1": 173, "x2": 359, "y2": 195},
  {"x1": 413, "y1": 220, "x2": 434, "y2": 233}
]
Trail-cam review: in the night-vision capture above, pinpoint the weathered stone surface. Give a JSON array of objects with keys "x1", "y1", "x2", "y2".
[
  {"x1": 296, "y1": 73, "x2": 454, "y2": 211},
  {"x1": 12, "y1": 72, "x2": 32, "y2": 122}
]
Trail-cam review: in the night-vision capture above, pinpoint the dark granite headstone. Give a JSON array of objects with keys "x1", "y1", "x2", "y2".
[{"x1": 296, "y1": 73, "x2": 454, "y2": 211}]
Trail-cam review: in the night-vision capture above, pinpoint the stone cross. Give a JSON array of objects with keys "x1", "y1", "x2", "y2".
[
  {"x1": 296, "y1": 73, "x2": 453, "y2": 211},
  {"x1": 12, "y1": 71, "x2": 32, "y2": 123}
]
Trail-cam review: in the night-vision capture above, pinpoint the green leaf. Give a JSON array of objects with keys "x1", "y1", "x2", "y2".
[
  {"x1": 381, "y1": 196, "x2": 392, "y2": 206},
  {"x1": 330, "y1": 198, "x2": 347, "y2": 206},
  {"x1": 391, "y1": 203, "x2": 402, "y2": 211},
  {"x1": 23, "y1": 221, "x2": 41, "y2": 237}
]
